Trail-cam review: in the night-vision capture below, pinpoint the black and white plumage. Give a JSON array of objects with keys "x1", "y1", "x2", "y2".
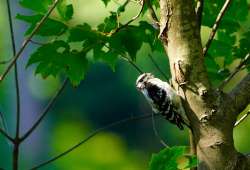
[{"x1": 136, "y1": 73, "x2": 187, "y2": 130}]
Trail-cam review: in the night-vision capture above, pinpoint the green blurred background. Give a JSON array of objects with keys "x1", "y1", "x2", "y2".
[{"x1": 0, "y1": 0, "x2": 249, "y2": 170}]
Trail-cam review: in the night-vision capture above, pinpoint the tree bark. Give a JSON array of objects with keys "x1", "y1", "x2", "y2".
[{"x1": 159, "y1": 0, "x2": 250, "y2": 169}]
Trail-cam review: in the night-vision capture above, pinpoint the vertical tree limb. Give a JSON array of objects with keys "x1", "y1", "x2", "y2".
[{"x1": 6, "y1": 0, "x2": 21, "y2": 169}]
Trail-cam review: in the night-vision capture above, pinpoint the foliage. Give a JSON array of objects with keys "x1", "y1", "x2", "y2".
[
  {"x1": 17, "y1": 0, "x2": 161, "y2": 86},
  {"x1": 149, "y1": 146, "x2": 198, "y2": 170},
  {"x1": 202, "y1": 0, "x2": 250, "y2": 84}
]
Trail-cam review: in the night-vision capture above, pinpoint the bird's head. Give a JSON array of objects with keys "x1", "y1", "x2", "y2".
[{"x1": 136, "y1": 73, "x2": 155, "y2": 91}]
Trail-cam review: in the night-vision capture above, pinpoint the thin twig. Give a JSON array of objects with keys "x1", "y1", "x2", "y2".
[
  {"x1": 29, "y1": 113, "x2": 160, "y2": 170},
  {"x1": 196, "y1": 0, "x2": 204, "y2": 30},
  {"x1": 107, "y1": 0, "x2": 145, "y2": 36},
  {"x1": 151, "y1": 111, "x2": 169, "y2": 147},
  {"x1": 234, "y1": 110, "x2": 250, "y2": 127},
  {"x1": 0, "y1": 111, "x2": 9, "y2": 136},
  {"x1": 219, "y1": 53, "x2": 250, "y2": 90},
  {"x1": 0, "y1": 127, "x2": 14, "y2": 142},
  {"x1": 0, "y1": 59, "x2": 11, "y2": 65},
  {"x1": 29, "y1": 39, "x2": 47, "y2": 46},
  {"x1": 6, "y1": 0, "x2": 21, "y2": 169},
  {"x1": 148, "y1": 54, "x2": 169, "y2": 80},
  {"x1": 203, "y1": 0, "x2": 233, "y2": 56},
  {"x1": 0, "y1": 111, "x2": 12, "y2": 147},
  {"x1": 145, "y1": 0, "x2": 159, "y2": 29},
  {"x1": 7, "y1": 0, "x2": 20, "y2": 139},
  {"x1": 0, "y1": 0, "x2": 60, "y2": 82},
  {"x1": 20, "y1": 79, "x2": 68, "y2": 142},
  {"x1": 102, "y1": 43, "x2": 144, "y2": 74}
]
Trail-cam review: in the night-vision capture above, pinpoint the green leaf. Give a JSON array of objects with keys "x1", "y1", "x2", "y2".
[
  {"x1": 108, "y1": 21, "x2": 160, "y2": 61},
  {"x1": 68, "y1": 23, "x2": 100, "y2": 42},
  {"x1": 97, "y1": 12, "x2": 118, "y2": 33},
  {"x1": 19, "y1": 0, "x2": 53, "y2": 13},
  {"x1": 234, "y1": 31, "x2": 250, "y2": 59},
  {"x1": 202, "y1": 0, "x2": 248, "y2": 27},
  {"x1": 112, "y1": 26, "x2": 143, "y2": 60},
  {"x1": 142, "y1": 0, "x2": 159, "y2": 16},
  {"x1": 184, "y1": 155, "x2": 198, "y2": 169},
  {"x1": 16, "y1": 14, "x2": 68, "y2": 36},
  {"x1": 27, "y1": 41, "x2": 88, "y2": 86},
  {"x1": 149, "y1": 146, "x2": 198, "y2": 170},
  {"x1": 101, "y1": 0, "x2": 111, "y2": 6},
  {"x1": 93, "y1": 47, "x2": 119, "y2": 71},
  {"x1": 57, "y1": 0, "x2": 74, "y2": 21},
  {"x1": 138, "y1": 21, "x2": 162, "y2": 51}
]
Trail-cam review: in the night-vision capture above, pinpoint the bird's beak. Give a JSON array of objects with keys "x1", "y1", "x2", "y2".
[{"x1": 136, "y1": 83, "x2": 144, "y2": 91}]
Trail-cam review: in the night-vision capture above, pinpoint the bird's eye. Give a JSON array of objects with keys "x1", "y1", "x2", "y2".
[{"x1": 139, "y1": 78, "x2": 144, "y2": 83}]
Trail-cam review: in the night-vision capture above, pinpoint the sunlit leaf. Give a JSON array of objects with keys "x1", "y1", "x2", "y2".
[
  {"x1": 98, "y1": 12, "x2": 118, "y2": 33},
  {"x1": 149, "y1": 146, "x2": 198, "y2": 170},
  {"x1": 57, "y1": 0, "x2": 74, "y2": 21}
]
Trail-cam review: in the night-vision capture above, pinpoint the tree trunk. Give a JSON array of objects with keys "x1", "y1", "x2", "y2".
[{"x1": 159, "y1": 0, "x2": 250, "y2": 169}]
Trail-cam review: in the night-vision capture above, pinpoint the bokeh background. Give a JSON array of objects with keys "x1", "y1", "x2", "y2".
[{"x1": 0, "y1": 0, "x2": 249, "y2": 169}]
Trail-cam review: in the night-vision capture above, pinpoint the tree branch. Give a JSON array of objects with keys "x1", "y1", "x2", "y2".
[
  {"x1": 0, "y1": 127, "x2": 14, "y2": 142},
  {"x1": 145, "y1": 0, "x2": 159, "y2": 29},
  {"x1": 20, "y1": 79, "x2": 68, "y2": 142},
  {"x1": 6, "y1": 0, "x2": 21, "y2": 169},
  {"x1": 196, "y1": 0, "x2": 203, "y2": 30},
  {"x1": 29, "y1": 113, "x2": 160, "y2": 170},
  {"x1": 234, "y1": 110, "x2": 250, "y2": 127},
  {"x1": 0, "y1": 0, "x2": 60, "y2": 82},
  {"x1": 219, "y1": 53, "x2": 250, "y2": 90},
  {"x1": 0, "y1": 59, "x2": 11, "y2": 65},
  {"x1": 229, "y1": 74, "x2": 250, "y2": 115},
  {"x1": 203, "y1": 0, "x2": 233, "y2": 56}
]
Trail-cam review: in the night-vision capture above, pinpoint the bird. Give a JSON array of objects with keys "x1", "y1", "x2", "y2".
[{"x1": 136, "y1": 73, "x2": 188, "y2": 130}]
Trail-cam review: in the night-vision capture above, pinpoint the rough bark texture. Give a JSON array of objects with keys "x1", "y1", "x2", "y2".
[{"x1": 159, "y1": 0, "x2": 250, "y2": 169}]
